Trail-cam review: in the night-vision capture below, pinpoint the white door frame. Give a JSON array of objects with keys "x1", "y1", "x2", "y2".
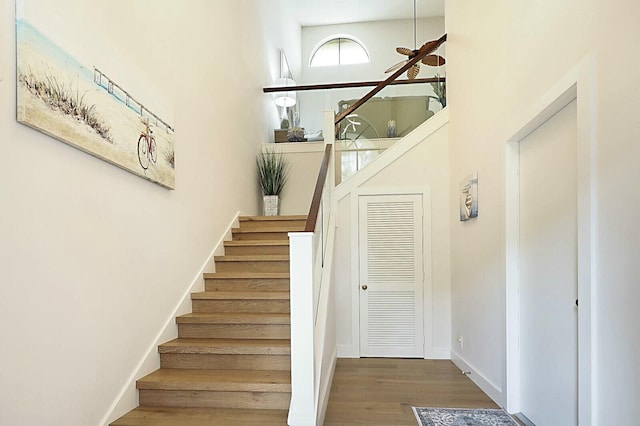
[
  {"x1": 505, "y1": 55, "x2": 596, "y2": 425},
  {"x1": 350, "y1": 187, "x2": 433, "y2": 358}
]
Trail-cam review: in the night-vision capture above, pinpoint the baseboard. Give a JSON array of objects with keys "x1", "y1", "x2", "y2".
[
  {"x1": 337, "y1": 345, "x2": 450, "y2": 360},
  {"x1": 100, "y1": 211, "x2": 241, "y2": 426},
  {"x1": 514, "y1": 412, "x2": 536, "y2": 426},
  {"x1": 316, "y1": 346, "x2": 337, "y2": 426},
  {"x1": 450, "y1": 350, "x2": 504, "y2": 407}
]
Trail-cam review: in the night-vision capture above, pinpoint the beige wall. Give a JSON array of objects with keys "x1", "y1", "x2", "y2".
[
  {"x1": 0, "y1": 1, "x2": 300, "y2": 424},
  {"x1": 268, "y1": 142, "x2": 325, "y2": 216},
  {"x1": 447, "y1": 0, "x2": 640, "y2": 422}
]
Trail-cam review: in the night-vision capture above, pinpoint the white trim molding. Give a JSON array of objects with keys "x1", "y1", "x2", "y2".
[
  {"x1": 451, "y1": 350, "x2": 503, "y2": 405},
  {"x1": 504, "y1": 54, "x2": 596, "y2": 425},
  {"x1": 101, "y1": 212, "x2": 241, "y2": 426},
  {"x1": 350, "y1": 186, "x2": 434, "y2": 359}
]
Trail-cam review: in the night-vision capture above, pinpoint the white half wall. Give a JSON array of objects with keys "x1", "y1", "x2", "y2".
[{"x1": 266, "y1": 142, "x2": 325, "y2": 216}]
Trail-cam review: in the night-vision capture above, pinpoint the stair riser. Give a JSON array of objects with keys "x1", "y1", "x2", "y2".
[
  {"x1": 205, "y1": 279, "x2": 289, "y2": 292},
  {"x1": 215, "y1": 261, "x2": 289, "y2": 273},
  {"x1": 238, "y1": 220, "x2": 306, "y2": 231},
  {"x1": 192, "y1": 300, "x2": 290, "y2": 314},
  {"x1": 232, "y1": 231, "x2": 290, "y2": 241},
  {"x1": 224, "y1": 245, "x2": 290, "y2": 256},
  {"x1": 139, "y1": 390, "x2": 291, "y2": 410},
  {"x1": 178, "y1": 324, "x2": 290, "y2": 340},
  {"x1": 160, "y1": 353, "x2": 291, "y2": 371}
]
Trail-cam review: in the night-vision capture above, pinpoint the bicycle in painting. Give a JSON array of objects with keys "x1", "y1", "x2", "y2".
[{"x1": 137, "y1": 117, "x2": 157, "y2": 170}]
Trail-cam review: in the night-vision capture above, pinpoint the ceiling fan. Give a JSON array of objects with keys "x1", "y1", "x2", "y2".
[{"x1": 385, "y1": 0, "x2": 446, "y2": 79}]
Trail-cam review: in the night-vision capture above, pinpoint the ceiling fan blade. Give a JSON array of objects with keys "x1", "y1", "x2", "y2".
[
  {"x1": 396, "y1": 47, "x2": 414, "y2": 56},
  {"x1": 407, "y1": 64, "x2": 420, "y2": 80},
  {"x1": 422, "y1": 55, "x2": 446, "y2": 66},
  {"x1": 385, "y1": 60, "x2": 408, "y2": 74},
  {"x1": 418, "y1": 36, "x2": 447, "y2": 56}
]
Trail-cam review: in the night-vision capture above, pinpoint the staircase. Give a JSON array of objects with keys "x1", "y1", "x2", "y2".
[{"x1": 111, "y1": 215, "x2": 307, "y2": 426}]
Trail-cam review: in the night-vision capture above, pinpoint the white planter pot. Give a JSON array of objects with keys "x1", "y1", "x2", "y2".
[{"x1": 263, "y1": 195, "x2": 280, "y2": 216}]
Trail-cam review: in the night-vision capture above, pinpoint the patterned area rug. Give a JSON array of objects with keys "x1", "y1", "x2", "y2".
[{"x1": 413, "y1": 407, "x2": 519, "y2": 426}]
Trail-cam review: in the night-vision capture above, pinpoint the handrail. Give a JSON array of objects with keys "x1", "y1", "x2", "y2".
[
  {"x1": 263, "y1": 77, "x2": 446, "y2": 93},
  {"x1": 335, "y1": 33, "x2": 447, "y2": 126},
  {"x1": 305, "y1": 144, "x2": 333, "y2": 232}
]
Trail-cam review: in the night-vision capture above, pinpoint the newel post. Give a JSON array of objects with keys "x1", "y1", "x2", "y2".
[{"x1": 287, "y1": 231, "x2": 315, "y2": 426}]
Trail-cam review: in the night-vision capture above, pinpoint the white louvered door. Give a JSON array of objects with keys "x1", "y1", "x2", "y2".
[{"x1": 359, "y1": 194, "x2": 424, "y2": 357}]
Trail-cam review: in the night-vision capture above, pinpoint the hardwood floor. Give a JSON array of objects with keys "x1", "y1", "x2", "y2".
[{"x1": 324, "y1": 358, "x2": 499, "y2": 425}]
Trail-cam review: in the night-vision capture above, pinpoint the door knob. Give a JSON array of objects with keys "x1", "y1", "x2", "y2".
[{"x1": 361, "y1": 284, "x2": 368, "y2": 290}]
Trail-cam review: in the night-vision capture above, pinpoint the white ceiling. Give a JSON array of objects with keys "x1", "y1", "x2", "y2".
[{"x1": 287, "y1": 0, "x2": 445, "y2": 27}]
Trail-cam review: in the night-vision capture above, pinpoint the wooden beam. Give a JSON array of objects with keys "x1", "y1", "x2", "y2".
[{"x1": 263, "y1": 77, "x2": 446, "y2": 93}]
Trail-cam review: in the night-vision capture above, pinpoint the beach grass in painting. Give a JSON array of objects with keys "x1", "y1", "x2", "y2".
[{"x1": 16, "y1": 19, "x2": 175, "y2": 189}]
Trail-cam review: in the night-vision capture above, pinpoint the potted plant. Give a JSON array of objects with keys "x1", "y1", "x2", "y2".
[{"x1": 256, "y1": 147, "x2": 289, "y2": 216}]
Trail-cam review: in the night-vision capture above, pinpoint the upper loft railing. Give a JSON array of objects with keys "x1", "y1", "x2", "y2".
[
  {"x1": 334, "y1": 34, "x2": 447, "y2": 126},
  {"x1": 263, "y1": 33, "x2": 447, "y2": 138},
  {"x1": 264, "y1": 34, "x2": 447, "y2": 186}
]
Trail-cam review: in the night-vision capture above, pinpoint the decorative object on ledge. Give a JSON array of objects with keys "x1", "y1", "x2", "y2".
[
  {"x1": 430, "y1": 73, "x2": 446, "y2": 108},
  {"x1": 280, "y1": 114, "x2": 291, "y2": 130},
  {"x1": 16, "y1": 15, "x2": 176, "y2": 189},
  {"x1": 257, "y1": 148, "x2": 289, "y2": 216},
  {"x1": 274, "y1": 129, "x2": 289, "y2": 143},
  {"x1": 387, "y1": 120, "x2": 397, "y2": 138},
  {"x1": 272, "y1": 49, "x2": 298, "y2": 141},
  {"x1": 273, "y1": 77, "x2": 297, "y2": 108},
  {"x1": 460, "y1": 172, "x2": 478, "y2": 221},
  {"x1": 287, "y1": 127, "x2": 305, "y2": 142}
]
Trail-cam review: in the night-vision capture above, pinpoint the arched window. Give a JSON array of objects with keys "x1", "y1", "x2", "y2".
[{"x1": 310, "y1": 36, "x2": 369, "y2": 67}]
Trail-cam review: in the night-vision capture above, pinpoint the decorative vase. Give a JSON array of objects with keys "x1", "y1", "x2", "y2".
[
  {"x1": 263, "y1": 195, "x2": 280, "y2": 216},
  {"x1": 387, "y1": 120, "x2": 397, "y2": 138}
]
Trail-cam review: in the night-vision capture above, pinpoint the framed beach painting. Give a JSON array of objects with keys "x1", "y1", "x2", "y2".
[
  {"x1": 16, "y1": 2, "x2": 175, "y2": 189},
  {"x1": 460, "y1": 172, "x2": 478, "y2": 221}
]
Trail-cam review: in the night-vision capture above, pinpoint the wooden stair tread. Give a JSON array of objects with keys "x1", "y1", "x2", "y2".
[
  {"x1": 239, "y1": 215, "x2": 307, "y2": 221},
  {"x1": 191, "y1": 291, "x2": 289, "y2": 300},
  {"x1": 177, "y1": 312, "x2": 290, "y2": 324},
  {"x1": 110, "y1": 406, "x2": 289, "y2": 426},
  {"x1": 138, "y1": 369, "x2": 291, "y2": 392},
  {"x1": 232, "y1": 227, "x2": 299, "y2": 233},
  {"x1": 214, "y1": 255, "x2": 289, "y2": 262},
  {"x1": 224, "y1": 240, "x2": 290, "y2": 246},
  {"x1": 158, "y1": 338, "x2": 291, "y2": 355},
  {"x1": 203, "y1": 272, "x2": 289, "y2": 279},
  {"x1": 159, "y1": 338, "x2": 291, "y2": 355}
]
